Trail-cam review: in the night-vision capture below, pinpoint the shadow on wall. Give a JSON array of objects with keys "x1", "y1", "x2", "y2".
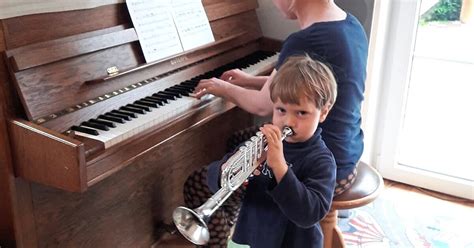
[
  {"x1": 256, "y1": 0, "x2": 374, "y2": 41},
  {"x1": 336, "y1": 0, "x2": 374, "y2": 38}
]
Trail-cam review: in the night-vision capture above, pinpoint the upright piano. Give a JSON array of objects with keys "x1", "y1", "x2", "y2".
[{"x1": 0, "y1": 1, "x2": 281, "y2": 247}]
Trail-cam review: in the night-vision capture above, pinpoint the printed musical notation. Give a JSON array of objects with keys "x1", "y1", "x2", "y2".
[
  {"x1": 126, "y1": 0, "x2": 215, "y2": 63},
  {"x1": 171, "y1": 0, "x2": 215, "y2": 51},
  {"x1": 127, "y1": 0, "x2": 183, "y2": 63}
]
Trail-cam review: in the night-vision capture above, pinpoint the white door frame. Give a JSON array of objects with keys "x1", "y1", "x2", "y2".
[{"x1": 365, "y1": 0, "x2": 473, "y2": 200}]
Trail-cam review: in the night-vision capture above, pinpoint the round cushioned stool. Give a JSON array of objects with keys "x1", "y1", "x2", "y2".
[{"x1": 321, "y1": 161, "x2": 384, "y2": 248}]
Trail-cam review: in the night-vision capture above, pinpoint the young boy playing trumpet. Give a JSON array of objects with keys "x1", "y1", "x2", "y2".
[{"x1": 200, "y1": 54, "x2": 338, "y2": 248}]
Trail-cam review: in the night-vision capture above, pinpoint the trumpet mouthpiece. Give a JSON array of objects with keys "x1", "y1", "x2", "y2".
[{"x1": 282, "y1": 126, "x2": 294, "y2": 137}]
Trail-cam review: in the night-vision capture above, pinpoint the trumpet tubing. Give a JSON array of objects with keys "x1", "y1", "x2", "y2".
[{"x1": 172, "y1": 127, "x2": 293, "y2": 245}]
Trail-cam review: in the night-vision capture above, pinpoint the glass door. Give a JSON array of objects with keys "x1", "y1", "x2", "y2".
[{"x1": 376, "y1": 0, "x2": 473, "y2": 199}]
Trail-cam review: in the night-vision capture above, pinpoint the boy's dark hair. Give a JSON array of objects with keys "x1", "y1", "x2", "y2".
[{"x1": 270, "y1": 54, "x2": 337, "y2": 110}]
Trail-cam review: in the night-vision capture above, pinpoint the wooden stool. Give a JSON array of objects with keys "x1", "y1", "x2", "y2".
[{"x1": 321, "y1": 161, "x2": 384, "y2": 248}]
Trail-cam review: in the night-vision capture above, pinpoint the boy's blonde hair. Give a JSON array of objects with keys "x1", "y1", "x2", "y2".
[{"x1": 270, "y1": 54, "x2": 337, "y2": 110}]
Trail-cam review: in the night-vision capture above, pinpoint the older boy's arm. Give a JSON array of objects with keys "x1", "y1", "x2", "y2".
[
  {"x1": 195, "y1": 70, "x2": 276, "y2": 117},
  {"x1": 224, "y1": 71, "x2": 274, "y2": 117},
  {"x1": 269, "y1": 154, "x2": 336, "y2": 228},
  {"x1": 220, "y1": 69, "x2": 269, "y2": 89},
  {"x1": 244, "y1": 75, "x2": 269, "y2": 89}
]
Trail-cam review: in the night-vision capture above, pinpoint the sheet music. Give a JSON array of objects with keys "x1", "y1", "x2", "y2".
[
  {"x1": 126, "y1": 0, "x2": 183, "y2": 63},
  {"x1": 171, "y1": 0, "x2": 215, "y2": 51}
]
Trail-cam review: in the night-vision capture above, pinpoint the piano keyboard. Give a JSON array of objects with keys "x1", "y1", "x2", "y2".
[{"x1": 71, "y1": 51, "x2": 279, "y2": 148}]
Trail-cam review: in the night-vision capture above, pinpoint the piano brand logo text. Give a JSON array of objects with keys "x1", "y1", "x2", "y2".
[{"x1": 170, "y1": 56, "x2": 188, "y2": 65}]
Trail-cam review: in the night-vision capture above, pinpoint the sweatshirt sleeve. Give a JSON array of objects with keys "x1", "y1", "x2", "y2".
[
  {"x1": 269, "y1": 151, "x2": 336, "y2": 228},
  {"x1": 207, "y1": 152, "x2": 234, "y2": 193}
]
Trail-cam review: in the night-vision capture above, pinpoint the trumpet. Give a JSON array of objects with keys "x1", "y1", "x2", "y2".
[{"x1": 172, "y1": 126, "x2": 293, "y2": 245}]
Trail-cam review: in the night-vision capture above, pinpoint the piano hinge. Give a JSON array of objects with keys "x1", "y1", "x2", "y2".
[{"x1": 170, "y1": 56, "x2": 188, "y2": 65}]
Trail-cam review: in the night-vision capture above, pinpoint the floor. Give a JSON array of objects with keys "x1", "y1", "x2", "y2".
[
  {"x1": 382, "y1": 179, "x2": 473, "y2": 208},
  {"x1": 160, "y1": 179, "x2": 473, "y2": 248},
  {"x1": 342, "y1": 179, "x2": 474, "y2": 247}
]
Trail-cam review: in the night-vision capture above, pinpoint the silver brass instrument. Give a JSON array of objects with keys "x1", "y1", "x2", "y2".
[{"x1": 172, "y1": 126, "x2": 293, "y2": 245}]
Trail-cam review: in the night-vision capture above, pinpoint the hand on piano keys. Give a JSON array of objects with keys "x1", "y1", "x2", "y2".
[
  {"x1": 192, "y1": 77, "x2": 227, "y2": 100},
  {"x1": 70, "y1": 51, "x2": 279, "y2": 148},
  {"x1": 192, "y1": 53, "x2": 278, "y2": 99},
  {"x1": 219, "y1": 68, "x2": 253, "y2": 86}
]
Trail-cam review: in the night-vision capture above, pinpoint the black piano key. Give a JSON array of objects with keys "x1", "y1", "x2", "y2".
[
  {"x1": 174, "y1": 85, "x2": 194, "y2": 92},
  {"x1": 107, "y1": 112, "x2": 132, "y2": 120},
  {"x1": 127, "y1": 104, "x2": 151, "y2": 112},
  {"x1": 171, "y1": 88, "x2": 193, "y2": 95},
  {"x1": 164, "y1": 88, "x2": 186, "y2": 96},
  {"x1": 153, "y1": 93, "x2": 176, "y2": 100},
  {"x1": 190, "y1": 79, "x2": 201, "y2": 84},
  {"x1": 89, "y1": 118, "x2": 116, "y2": 128},
  {"x1": 157, "y1": 91, "x2": 180, "y2": 98},
  {"x1": 164, "y1": 91, "x2": 182, "y2": 97},
  {"x1": 143, "y1": 96, "x2": 165, "y2": 105},
  {"x1": 111, "y1": 110, "x2": 138, "y2": 118},
  {"x1": 201, "y1": 72, "x2": 214, "y2": 78},
  {"x1": 81, "y1": 121, "x2": 109, "y2": 131},
  {"x1": 145, "y1": 99, "x2": 162, "y2": 106},
  {"x1": 71, "y1": 125, "x2": 99, "y2": 136},
  {"x1": 99, "y1": 114, "x2": 125, "y2": 123},
  {"x1": 181, "y1": 80, "x2": 197, "y2": 87},
  {"x1": 167, "y1": 87, "x2": 190, "y2": 96},
  {"x1": 145, "y1": 96, "x2": 168, "y2": 105},
  {"x1": 120, "y1": 106, "x2": 145, "y2": 114},
  {"x1": 214, "y1": 68, "x2": 227, "y2": 74},
  {"x1": 135, "y1": 100, "x2": 158, "y2": 108}
]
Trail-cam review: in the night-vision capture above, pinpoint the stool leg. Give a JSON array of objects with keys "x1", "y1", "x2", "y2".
[
  {"x1": 333, "y1": 224, "x2": 345, "y2": 248},
  {"x1": 321, "y1": 209, "x2": 336, "y2": 248},
  {"x1": 321, "y1": 209, "x2": 345, "y2": 248}
]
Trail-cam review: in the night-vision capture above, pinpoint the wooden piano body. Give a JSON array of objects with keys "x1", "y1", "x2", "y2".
[{"x1": 0, "y1": 1, "x2": 281, "y2": 247}]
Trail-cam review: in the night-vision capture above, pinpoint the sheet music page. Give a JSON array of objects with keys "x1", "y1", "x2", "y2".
[
  {"x1": 171, "y1": 0, "x2": 215, "y2": 51},
  {"x1": 126, "y1": 0, "x2": 183, "y2": 63}
]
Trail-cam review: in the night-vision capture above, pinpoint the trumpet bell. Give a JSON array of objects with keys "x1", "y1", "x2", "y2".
[{"x1": 172, "y1": 206, "x2": 210, "y2": 245}]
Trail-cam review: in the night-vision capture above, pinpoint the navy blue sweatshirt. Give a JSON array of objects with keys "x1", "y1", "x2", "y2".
[{"x1": 207, "y1": 128, "x2": 336, "y2": 248}]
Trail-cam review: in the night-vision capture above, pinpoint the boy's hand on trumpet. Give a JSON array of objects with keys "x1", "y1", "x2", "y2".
[{"x1": 258, "y1": 124, "x2": 288, "y2": 183}]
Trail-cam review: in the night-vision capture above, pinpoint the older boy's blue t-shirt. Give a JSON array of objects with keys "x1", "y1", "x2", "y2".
[
  {"x1": 207, "y1": 128, "x2": 336, "y2": 248},
  {"x1": 276, "y1": 13, "x2": 368, "y2": 180}
]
